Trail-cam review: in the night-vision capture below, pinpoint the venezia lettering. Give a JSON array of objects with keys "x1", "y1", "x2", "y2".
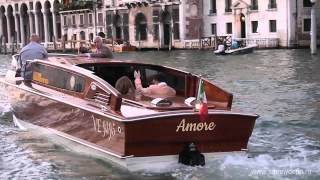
[
  {"x1": 91, "y1": 115, "x2": 121, "y2": 140},
  {"x1": 176, "y1": 119, "x2": 216, "y2": 132}
]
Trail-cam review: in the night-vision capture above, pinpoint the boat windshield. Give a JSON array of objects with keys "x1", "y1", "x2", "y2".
[{"x1": 78, "y1": 63, "x2": 186, "y2": 97}]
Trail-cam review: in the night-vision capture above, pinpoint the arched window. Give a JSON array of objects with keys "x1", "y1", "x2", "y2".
[
  {"x1": 135, "y1": 13, "x2": 147, "y2": 41},
  {"x1": 80, "y1": 31, "x2": 85, "y2": 40}
]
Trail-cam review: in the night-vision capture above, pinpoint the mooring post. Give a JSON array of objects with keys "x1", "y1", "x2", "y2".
[
  {"x1": 11, "y1": 35, "x2": 15, "y2": 55},
  {"x1": 310, "y1": 0, "x2": 317, "y2": 54},
  {"x1": 4, "y1": 36, "x2": 7, "y2": 54},
  {"x1": 0, "y1": 36, "x2": 2, "y2": 54}
]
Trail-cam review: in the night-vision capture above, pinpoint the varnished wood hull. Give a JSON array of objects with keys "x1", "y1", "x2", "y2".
[{"x1": 3, "y1": 80, "x2": 257, "y2": 159}]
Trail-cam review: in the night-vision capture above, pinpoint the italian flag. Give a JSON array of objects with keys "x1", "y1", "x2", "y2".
[{"x1": 197, "y1": 78, "x2": 208, "y2": 121}]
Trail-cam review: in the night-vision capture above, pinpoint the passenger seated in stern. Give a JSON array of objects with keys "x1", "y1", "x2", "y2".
[
  {"x1": 115, "y1": 76, "x2": 135, "y2": 95},
  {"x1": 134, "y1": 71, "x2": 176, "y2": 97}
]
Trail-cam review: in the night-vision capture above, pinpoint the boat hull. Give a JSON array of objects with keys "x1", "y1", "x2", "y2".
[
  {"x1": 1, "y1": 76, "x2": 257, "y2": 169},
  {"x1": 13, "y1": 115, "x2": 247, "y2": 171}
]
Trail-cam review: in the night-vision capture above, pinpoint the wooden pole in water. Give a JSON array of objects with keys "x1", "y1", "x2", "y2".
[
  {"x1": 11, "y1": 34, "x2": 15, "y2": 55},
  {"x1": 3, "y1": 36, "x2": 7, "y2": 54},
  {"x1": 310, "y1": 1, "x2": 317, "y2": 54},
  {"x1": 0, "y1": 35, "x2": 2, "y2": 54}
]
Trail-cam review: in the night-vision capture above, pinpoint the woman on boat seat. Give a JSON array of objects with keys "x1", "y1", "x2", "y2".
[
  {"x1": 115, "y1": 76, "x2": 135, "y2": 95},
  {"x1": 134, "y1": 71, "x2": 176, "y2": 98}
]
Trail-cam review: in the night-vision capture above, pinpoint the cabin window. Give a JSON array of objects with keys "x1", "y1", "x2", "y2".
[
  {"x1": 32, "y1": 64, "x2": 85, "y2": 92},
  {"x1": 77, "y1": 63, "x2": 186, "y2": 96}
]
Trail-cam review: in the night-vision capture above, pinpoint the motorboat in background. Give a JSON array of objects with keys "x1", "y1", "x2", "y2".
[
  {"x1": 214, "y1": 38, "x2": 257, "y2": 55},
  {"x1": 0, "y1": 54, "x2": 258, "y2": 171}
]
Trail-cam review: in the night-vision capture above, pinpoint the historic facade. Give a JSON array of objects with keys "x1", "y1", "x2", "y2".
[
  {"x1": 0, "y1": 0, "x2": 319, "y2": 49},
  {"x1": 0, "y1": 0, "x2": 61, "y2": 47},
  {"x1": 203, "y1": 0, "x2": 320, "y2": 47},
  {"x1": 0, "y1": 0, "x2": 205, "y2": 49}
]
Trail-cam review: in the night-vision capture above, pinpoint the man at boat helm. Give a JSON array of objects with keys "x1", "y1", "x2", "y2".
[
  {"x1": 134, "y1": 71, "x2": 176, "y2": 97},
  {"x1": 83, "y1": 36, "x2": 113, "y2": 58},
  {"x1": 20, "y1": 34, "x2": 48, "y2": 81}
]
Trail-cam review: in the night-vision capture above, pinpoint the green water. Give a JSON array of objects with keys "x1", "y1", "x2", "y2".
[{"x1": 1, "y1": 49, "x2": 320, "y2": 179}]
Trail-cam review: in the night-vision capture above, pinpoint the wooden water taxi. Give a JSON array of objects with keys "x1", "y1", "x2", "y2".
[{"x1": 0, "y1": 54, "x2": 258, "y2": 171}]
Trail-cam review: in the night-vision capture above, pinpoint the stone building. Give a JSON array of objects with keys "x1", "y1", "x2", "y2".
[
  {"x1": 0, "y1": 0, "x2": 61, "y2": 48},
  {"x1": 202, "y1": 0, "x2": 320, "y2": 47},
  {"x1": 0, "y1": 0, "x2": 205, "y2": 49},
  {"x1": 0, "y1": 0, "x2": 319, "y2": 50}
]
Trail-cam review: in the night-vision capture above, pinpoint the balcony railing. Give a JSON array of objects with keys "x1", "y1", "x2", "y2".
[{"x1": 60, "y1": 1, "x2": 94, "y2": 11}]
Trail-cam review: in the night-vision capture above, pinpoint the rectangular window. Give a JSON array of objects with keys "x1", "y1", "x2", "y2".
[
  {"x1": 153, "y1": 10, "x2": 160, "y2": 41},
  {"x1": 88, "y1": 14, "x2": 93, "y2": 25},
  {"x1": 153, "y1": 24, "x2": 159, "y2": 40},
  {"x1": 106, "y1": 13, "x2": 113, "y2": 39},
  {"x1": 268, "y1": 0, "x2": 277, "y2": 9},
  {"x1": 303, "y1": 18, "x2": 311, "y2": 32},
  {"x1": 211, "y1": 23, "x2": 217, "y2": 35},
  {"x1": 29, "y1": 2, "x2": 33, "y2": 10},
  {"x1": 210, "y1": 0, "x2": 217, "y2": 14},
  {"x1": 251, "y1": 0, "x2": 258, "y2": 10},
  {"x1": 123, "y1": 26, "x2": 129, "y2": 41},
  {"x1": 225, "y1": 0, "x2": 232, "y2": 12},
  {"x1": 269, "y1": 20, "x2": 277, "y2": 32},
  {"x1": 80, "y1": 14, "x2": 84, "y2": 25},
  {"x1": 123, "y1": 13, "x2": 129, "y2": 25},
  {"x1": 153, "y1": 10, "x2": 160, "y2": 23},
  {"x1": 63, "y1": 16, "x2": 67, "y2": 26},
  {"x1": 303, "y1": 0, "x2": 313, "y2": 7},
  {"x1": 172, "y1": 8, "x2": 179, "y2": 22},
  {"x1": 106, "y1": 14, "x2": 113, "y2": 25},
  {"x1": 252, "y1": 21, "x2": 258, "y2": 33},
  {"x1": 72, "y1": 15, "x2": 76, "y2": 25},
  {"x1": 107, "y1": 26, "x2": 112, "y2": 39},
  {"x1": 173, "y1": 22, "x2": 180, "y2": 40},
  {"x1": 98, "y1": 13, "x2": 103, "y2": 26},
  {"x1": 226, "y1": 22, "x2": 232, "y2": 34}
]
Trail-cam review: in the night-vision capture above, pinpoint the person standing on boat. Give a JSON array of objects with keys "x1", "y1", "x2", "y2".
[
  {"x1": 20, "y1": 34, "x2": 48, "y2": 81},
  {"x1": 83, "y1": 36, "x2": 113, "y2": 58},
  {"x1": 134, "y1": 71, "x2": 176, "y2": 97}
]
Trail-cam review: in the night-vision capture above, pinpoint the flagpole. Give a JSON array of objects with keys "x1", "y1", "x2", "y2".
[{"x1": 197, "y1": 75, "x2": 202, "y2": 100}]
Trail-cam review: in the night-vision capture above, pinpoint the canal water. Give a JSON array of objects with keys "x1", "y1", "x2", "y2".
[{"x1": 0, "y1": 49, "x2": 320, "y2": 179}]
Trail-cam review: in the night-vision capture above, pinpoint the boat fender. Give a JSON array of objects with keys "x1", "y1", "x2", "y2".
[{"x1": 178, "y1": 142, "x2": 205, "y2": 166}]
